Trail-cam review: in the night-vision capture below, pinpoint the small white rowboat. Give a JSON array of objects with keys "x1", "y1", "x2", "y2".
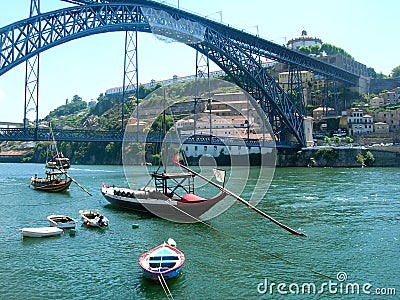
[{"x1": 20, "y1": 227, "x2": 63, "y2": 238}]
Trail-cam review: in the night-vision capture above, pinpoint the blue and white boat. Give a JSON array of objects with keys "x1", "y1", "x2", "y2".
[{"x1": 138, "y1": 239, "x2": 185, "y2": 280}]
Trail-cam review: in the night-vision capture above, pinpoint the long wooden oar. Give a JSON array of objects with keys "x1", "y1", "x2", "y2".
[
  {"x1": 54, "y1": 165, "x2": 93, "y2": 196},
  {"x1": 175, "y1": 161, "x2": 306, "y2": 237}
]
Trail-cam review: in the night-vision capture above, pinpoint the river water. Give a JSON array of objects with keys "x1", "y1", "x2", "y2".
[{"x1": 0, "y1": 163, "x2": 398, "y2": 299}]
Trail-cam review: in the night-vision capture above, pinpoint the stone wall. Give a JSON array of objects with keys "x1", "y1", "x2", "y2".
[
  {"x1": 370, "y1": 78, "x2": 400, "y2": 94},
  {"x1": 277, "y1": 147, "x2": 400, "y2": 167}
]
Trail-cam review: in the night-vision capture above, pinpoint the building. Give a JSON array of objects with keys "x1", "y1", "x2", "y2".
[
  {"x1": 176, "y1": 92, "x2": 264, "y2": 140},
  {"x1": 372, "y1": 110, "x2": 400, "y2": 133},
  {"x1": 379, "y1": 87, "x2": 400, "y2": 106},
  {"x1": 287, "y1": 30, "x2": 322, "y2": 50},
  {"x1": 321, "y1": 54, "x2": 369, "y2": 77},
  {"x1": 369, "y1": 96, "x2": 385, "y2": 108},
  {"x1": 312, "y1": 107, "x2": 335, "y2": 121},
  {"x1": 123, "y1": 118, "x2": 147, "y2": 132},
  {"x1": 347, "y1": 108, "x2": 373, "y2": 135},
  {"x1": 175, "y1": 92, "x2": 274, "y2": 163},
  {"x1": 374, "y1": 122, "x2": 390, "y2": 134},
  {"x1": 278, "y1": 70, "x2": 313, "y2": 91}
]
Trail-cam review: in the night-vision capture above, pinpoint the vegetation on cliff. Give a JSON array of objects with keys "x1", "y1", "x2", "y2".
[
  {"x1": 23, "y1": 83, "x2": 162, "y2": 165},
  {"x1": 22, "y1": 78, "x2": 240, "y2": 165}
]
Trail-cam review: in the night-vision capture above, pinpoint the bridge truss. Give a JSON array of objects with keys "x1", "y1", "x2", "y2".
[{"x1": 0, "y1": 0, "x2": 359, "y2": 147}]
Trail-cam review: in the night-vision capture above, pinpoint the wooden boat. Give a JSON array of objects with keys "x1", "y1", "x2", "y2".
[
  {"x1": 138, "y1": 239, "x2": 185, "y2": 280},
  {"x1": 20, "y1": 227, "x2": 63, "y2": 238},
  {"x1": 79, "y1": 209, "x2": 109, "y2": 227},
  {"x1": 101, "y1": 167, "x2": 226, "y2": 222},
  {"x1": 30, "y1": 125, "x2": 72, "y2": 192},
  {"x1": 47, "y1": 214, "x2": 77, "y2": 229},
  {"x1": 103, "y1": 90, "x2": 227, "y2": 222},
  {"x1": 31, "y1": 171, "x2": 72, "y2": 192}
]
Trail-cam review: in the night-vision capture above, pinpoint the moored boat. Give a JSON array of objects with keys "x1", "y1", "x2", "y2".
[
  {"x1": 47, "y1": 214, "x2": 77, "y2": 229},
  {"x1": 20, "y1": 226, "x2": 63, "y2": 238},
  {"x1": 30, "y1": 125, "x2": 72, "y2": 192},
  {"x1": 101, "y1": 167, "x2": 226, "y2": 222},
  {"x1": 79, "y1": 209, "x2": 109, "y2": 227},
  {"x1": 138, "y1": 239, "x2": 185, "y2": 280},
  {"x1": 31, "y1": 171, "x2": 72, "y2": 192}
]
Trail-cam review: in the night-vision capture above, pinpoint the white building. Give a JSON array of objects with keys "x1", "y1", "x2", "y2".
[
  {"x1": 287, "y1": 30, "x2": 322, "y2": 50},
  {"x1": 347, "y1": 108, "x2": 374, "y2": 135},
  {"x1": 176, "y1": 92, "x2": 274, "y2": 161}
]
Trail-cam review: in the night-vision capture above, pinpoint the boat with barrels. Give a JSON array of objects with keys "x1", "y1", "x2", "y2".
[{"x1": 30, "y1": 125, "x2": 72, "y2": 192}]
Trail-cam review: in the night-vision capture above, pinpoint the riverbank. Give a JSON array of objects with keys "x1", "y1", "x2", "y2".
[
  {"x1": 2, "y1": 145, "x2": 400, "y2": 167},
  {"x1": 277, "y1": 146, "x2": 400, "y2": 167}
]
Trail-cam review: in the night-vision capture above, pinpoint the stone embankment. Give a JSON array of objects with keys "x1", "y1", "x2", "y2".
[{"x1": 277, "y1": 146, "x2": 400, "y2": 167}]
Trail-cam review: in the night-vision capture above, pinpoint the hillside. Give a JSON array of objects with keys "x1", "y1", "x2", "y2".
[{"x1": 10, "y1": 78, "x2": 240, "y2": 165}]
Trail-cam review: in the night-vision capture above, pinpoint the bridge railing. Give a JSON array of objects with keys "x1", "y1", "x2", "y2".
[
  {"x1": 0, "y1": 128, "x2": 124, "y2": 142},
  {"x1": 0, "y1": 128, "x2": 288, "y2": 148}
]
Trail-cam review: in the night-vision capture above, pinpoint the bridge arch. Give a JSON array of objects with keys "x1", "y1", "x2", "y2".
[{"x1": 1, "y1": 2, "x2": 306, "y2": 146}]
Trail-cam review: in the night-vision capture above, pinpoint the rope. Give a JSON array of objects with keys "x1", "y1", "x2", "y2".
[{"x1": 158, "y1": 275, "x2": 174, "y2": 300}]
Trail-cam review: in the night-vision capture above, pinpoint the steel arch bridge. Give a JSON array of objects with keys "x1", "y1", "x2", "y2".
[{"x1": 0, "y1": 0, "x2": 359, "y2": 147}]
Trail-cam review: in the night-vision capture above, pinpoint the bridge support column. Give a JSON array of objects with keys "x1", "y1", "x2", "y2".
[
  {"x1": 24, "y1": 0, "x2": 40, "y2": 134},
  {"x1": 122, "y1": 30, "x2": 139, "y2": 132},
  {"x1": 288, "y1": 65, "x2": 305, "y2": 116},
  {"x1": 323, "y1": 78, "x2": 339, "y2": 116},
  {"x1": 194, "y1": 50, "x2": 211, "y2": 140}
]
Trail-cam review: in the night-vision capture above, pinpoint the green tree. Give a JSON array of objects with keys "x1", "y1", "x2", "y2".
[
  {"x1": 365, "y1": 151, "x2": 375, "y2": 166},
  {"x1": 298, "y1": 46, "x2": 311, "y2": 55},
  {"x1": 320, "y1": 43, "x2": 353, "y2": 59},
  {"x1": 391, "y1": 65, "x2": 400, "y2": 78},
  {"x1": 310, "y1": 44, "x2": 321, "y2": 55},
  {"x1": 324, "y1": 136, "x2": 331, "y2": 144},
  {"x1": 150, "y1": 115, "x2": 174, "y2": 134},
  {"x1": 356, "y1": 152, "x2": 365, "y2": 167},
  {"x1": 367, "y1": 67, "x2": 378, "y2": 78},
  {"x1": 333, "y1": 136, "x2": 340, "y2": 144},
  {"x1": 72, "y1": 95, "x2": 83, "y2": 103},
  {"x1": 46, "y1": 99, "x2": 87, "y2": 120},
  {"x1": 345, "y1": 136, "x2": 353, "y2": 144}
]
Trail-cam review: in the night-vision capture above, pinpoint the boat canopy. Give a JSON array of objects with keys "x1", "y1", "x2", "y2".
[{"x1": 151, "y1": 171, "x2": 195, "y2": 197}]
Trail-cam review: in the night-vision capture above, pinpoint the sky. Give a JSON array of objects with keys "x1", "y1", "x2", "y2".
[{"x1": 0, "y1": 0, "x2": 399, "y2": 123}]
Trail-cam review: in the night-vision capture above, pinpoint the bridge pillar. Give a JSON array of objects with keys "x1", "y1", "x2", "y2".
[
  {"x1": 287, "y1": 65, "x2": 306, "y2": 116},
  {"x1": 24, "y1": 0, "x2": 40, "y2": 133},
  {"x1": 122, "y1": 30, "x2": 139, "y2": 132},
  {"x1": 323, "y1": 78, "x2": 339, "y2": 116},
  {"x1": 194, "y1": 50, "x2": 211, "y2": 139}
]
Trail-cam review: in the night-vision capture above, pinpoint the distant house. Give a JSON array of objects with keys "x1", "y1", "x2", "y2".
[
  {"x1": 374, "y1": 122, "x2": 390, "y2": 134},
  {"x1": 369, "y1": 96, "x2": 385, "y2": 108},
  {"x1": 312, "y1": 107, "x2": 335, "y2": 121},
  {"x1": 372, "y1": 109, "x2": 400, "y2": 133},
  {"x1": 124, "y1": 118, "x2": 147, "y2": 132},
  {"x1": 379, "y1": 87, "x2": 400, "y2": 106},
  {"x1": 347, "y1": 108, "x2": 373, "y2": 135}
]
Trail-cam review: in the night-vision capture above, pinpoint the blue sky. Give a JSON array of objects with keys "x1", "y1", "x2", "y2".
[{"x1": 0, "y1": 0, "x2": 399, "y2": 122}]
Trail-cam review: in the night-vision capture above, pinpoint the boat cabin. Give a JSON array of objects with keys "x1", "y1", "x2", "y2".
[{"x1": 151, "y1": 172, "x2": 195, "y2": 198}]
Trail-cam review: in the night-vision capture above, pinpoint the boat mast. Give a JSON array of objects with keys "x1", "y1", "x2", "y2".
[{"x1": 162, "y1": 87, "x2": 167, "y2": 174}]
